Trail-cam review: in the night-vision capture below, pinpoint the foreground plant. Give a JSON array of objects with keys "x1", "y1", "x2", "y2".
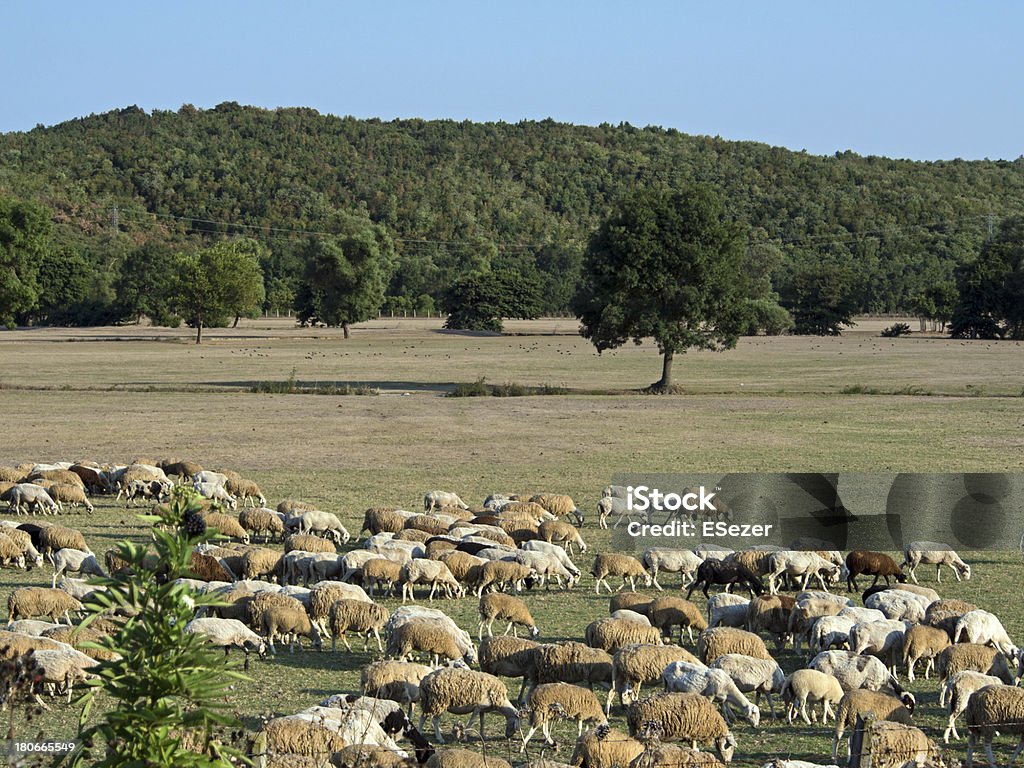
[{"x1": 60, "y1": 488, "x2": 249, "y2": 767}]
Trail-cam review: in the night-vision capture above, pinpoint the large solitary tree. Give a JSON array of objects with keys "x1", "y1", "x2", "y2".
[
  {"x1": 442, "y1": 268, "x2": 544, "y2": 332},
  {"x1": 573, "y1": 185, "x2": 751, "y2": 391},
  {"x1": 174, "y1": 238, "x2": 266, "y2": 343}
]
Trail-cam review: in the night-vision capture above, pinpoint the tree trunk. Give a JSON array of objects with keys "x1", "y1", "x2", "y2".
[
  {"x1": 342, "y1": 322, "x2": 350, "y2": 339},
  {"x1": 195, "y1": 318, "x2": 203, "y2": 345},
  {"x1": 233, "y1": 315, "x2": 240, "y2": 328},
  {"x1": 657, "y1": 348, "x2": 675, "y2": 389}
]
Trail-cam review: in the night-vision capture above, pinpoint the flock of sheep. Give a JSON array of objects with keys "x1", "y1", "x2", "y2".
[{"x1": 0, "y1": 461, "x2": 1023, "y2": 768}]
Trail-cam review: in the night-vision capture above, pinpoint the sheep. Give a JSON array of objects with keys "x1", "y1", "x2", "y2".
[
  {"x1": 239, "y1": 507, "x2": 285, "y2": 543},
  {"x1": 686, "y1": 560, "x2": 765, "y2": 600},
  {"x1": 228, "y1": 477, "x2": 266, "y2": 507},
  {"x1": 708, "y1": 654, "x2": 785, "y2": 719},
  {"x1": 203, "y1": 512, "x2": 250, "y2": 543},
  {"x1": 0, "y1": 528, "x2": 43, "y2": 569},
  {"x1": 0, "y1": 466, "x2": 25, "y2": 483},
  {"x1": 892, "y1": 583, "x2": 940, "y2": 604},
  {"x1": 809, "y1": 651, "x2": 892, "y2": 692},
  {"x1": 193, "y1": 481, "x2": 238, "y2": 509},
  {"x1": 307, "y1": 581, "x2": 372, "y2": 637},
  {"x1": 839, "y1": 606, "x2": 887, "y2": 624},
  {"x1": 251, "y1": 716, "x2": 349, "y2": 761},
  {"x1": 425, "y1": 750, "x2": 509, "y2": 768},
  {"x1": 766, "y1": 551, "x2": 839, "y2": 594},
  {"x1": 8, "y1": 587, "x2": 83, "y2": 624},
  {"x1": 478, "y1": 592, "x2": 538, "y2": 640},
  {"x1": 475, "y1": 561, "x2": 535, "y2": 596},
  {"x1": 401, "y1": 560, "x2": 465, "y2": 602},
  {"x1": 609, "y1": 594, "x2": 654, "y2": 616},
  {"x1": 237, "y1": 548, "x2": 281, "y2": 583},
  {"x1": 328, "y1": 599, "x2": 390, "y2": 652},
  {"x1": 34, "y1": 524, "x2": 90, "y2": 556},
  {"x1": 697, "y1": 628, "x2": 771, "y2": 664},
  {"x1": 796, "y1": 590, "x2": 853, "y2": 609},
  {"x1": 479, "y1": 635, "x2": 538, "y2": 703},
  {"x1": 633, "y1": 745, "x2": 726, "y2": 768},
  {"x1": 362, "y1": 660, "x2": 435, "y2": 710},
  {"x1": 937, "y1": 643, "x2": 1017, "y2": 688},
  {"x1": 26, "y1": 468, "x2": 84, "y2": 488},
  {"x1": 596, "y1": 496, "x2": 646, "y2": 530},
  {"x1": 48, "y1": 548, "x2": 105, "y2": 587},
  {"x1": 521, "y1": 682, "x2": 607, "y2": 751},
  {"x1": 513, "y1": 550, "x2": 579, "y2": 589},
  {"x1": 387, "y1": 619, "x2": 475, "y2": 667},
  {"x1": 610, "y1": 610, "x2": 650, "y2": 626},
  {"x1": 902, "y1": 624, "x2": 951, "y2": 682},
  {"x1": 418, "y1": 666, "x2": 519, "y2": 743},
  {"x1": 570, "y1": 726, "x2": 644, "y2": 768},
  {"x1": 962, "y1": 684, "x2": 1024, "y2": 767},
  {"x1": 648, "y1": 597, "x2": 708, "y2": 644},
  {"x1": 530, "y1": 493, "x2": 584, "y2": 526},
  {"x1": 901, "y1": 540, "x2": 971, "y2": 584},
  {"x1": 7, "y1": 619, "x2": 60, "y2": 636},
  {"x1": 955, "y1": 610, "x2": 1019, "y2": 657},
  {"x1": 26, "y1": 647, "x2": 97, "y2": 703},
  {"x1": 0, "y1": 630, "x2": 70, "y2": 660},
  {"x1": 850, "y1": 620, "x2": 912, "y2": 676},
  {"x1": 584, "y1": 618, "x2": 661, "y2": 655},
  {"x1": 944, "y1": 672, "x2": 1005, "y2": 743},
  {"x1": 745, "y1": 594, "x2": 796, "y2": 650},
  {"x1": 925, "y1": 598, "x2": 978, "y2": 638},
  {"x1": 284, "y1": 533, "x2": 336, "y2": 555},
  {"x1": 285, "y1": 510, "x2": 351, "y2": 545},
  {"x1": 626, "y1": 693, "x2": 736, "y2": 763},
  {"x1": 46, "y1": 483, "x2": 94, "y2": 513},
  {"x1": 261, "y1": 603, "x2": 322, "y2": 654},
  {"x1": 608, "y1": 644, "x2": 702, "y2": 714},
  {"x1": 809, "y1": 616, "x2": 857, "y2": 655},
  {"x1": 424, "y1": 491, "x2": 469, "y2": 512},
  {"x1": 539, "y1": 520, "x2": 587, "y2": 555},
  {"x1": 641, "y1": 548, "x2": 703, "y2": 590},
  {"x1": 184, "y1": 617, "x2": 267, "y2": 670},
  {"x1": 844, "y1": 551, "x2": 906, "y2": 591},
  {"x1": 860, "y1": 721, "x2": 942, "y2": 768},
  {"x1": 158, "y1": 458, "x2": 203, "y2": 480},
  {"x1": 788, "y1": 599, "x2": 844, "y2": 655},
  {"x1": 661, "y1": 661, "x2": 760, "y2": 727},
  {"x1": 387, "y1": 606, "x2": 477, "y2": 665},
  {"x1": 530, "y1": 642, "x2": 613, "y2": 698},
  {"x1": 361, "y1": 507, "x2": 414, "y2": 537},
  {"x1": 864, "y1": 590, "x2": 927, "y2": 624},
  {"x1": 591, "y1": 554, "x2": 652, "y2": 594},
  {"x1": 0, "y1": 535, "x2": 26, "y2": 569},
  {"x1": 56, "y1": 577, "x2": 104, "y2": 603},
  {"x1": 780, "y1": 669, "x2": 844, "y2": 725},
  {"x1": 295, "y1": 552, "x2": 345, "y2": 586},
  {"x1": 831, "y1": 688, "x2": 915, "y2": 759},
  {"x1": 8, "y1": 484, "x2": 60, "y2": 515},
  {"x1": 364, "y1": 558, "x2": 405, "y2": 598},
  {"x1": 707, "y1": 594, "x2": 751, "y2": 630}
]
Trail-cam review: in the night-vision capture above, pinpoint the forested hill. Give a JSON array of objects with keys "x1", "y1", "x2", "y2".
[{"x1": 2, "y1": 102, "x2": 1024, "y2": 317}]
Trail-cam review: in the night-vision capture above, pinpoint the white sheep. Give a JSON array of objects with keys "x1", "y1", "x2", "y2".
[
  {"x1": 286, "y1": 510, "x2": 351, "y2": 545},
  {"x1": 901, "y1": 541, "x2": 971, "y2": 583},
  {"x1": 513, "y1": 550, "x2": 579, "y2": 589},
  {"x1": 708, "y1": 654, "x2": 785, "y2": 719},
  {"x1": 8, "y1": 484, "x2": 60, "y2": 515},
  {"x1": 642, "y1": 548, "x2": 703, "y2": 590},
  {"x1": 401, "y1": 560, "x2": 464, "y2": 602},
  {"x1": 184, "y1": 617, "x2": 267, "y2": 669},
  {"x1": 955, "y1": 610, "x2": 1018, "y2": 657},
  {"x1": 520, "y1": 540, "x2": 581, "y2": 578},
  {"x1": 192, "y1": 481, "x2": 237, "y2": 509},
  {"x1": 766, "y1": 551, "x2": 839, "y2": 594},
  {"x1": 424, "y1": 491, "x2": 469, "y2": 511},
  {"x1": 707, "y1": 594, "x2": 751, "y2": 629},
  {"x1": 943, "y1": 672, "x2": 1005, "y2": 743},
  {"x1": 27, "y1": 647, "x2": 96, "y2": 703},
  {"x1": 661, "y1": 660, "x2": 761, "y2": 727},
  {"x1": 864, "y1": 590, "x2": 927, "y2": 624},
  {"x1": 850, "y1": 619, "x2": 912, "y2": 676},
  {"x1": 780, "y1": 669, "x2": 844, "y2": 725},
  {"x1": 809, "y1": 615, "x2": 857, "y2": 654},
  {"x1": 808, "y1": 650, "x2": 891, "y2": 692},
  {"x1": 48, "y1": 548, "x2": 105, "y2": 587}
]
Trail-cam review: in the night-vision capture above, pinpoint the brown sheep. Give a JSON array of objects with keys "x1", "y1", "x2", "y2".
[
  {"x1": 648, "y1": 597, "x2": 708, "y2": 643},
  {"x1": 845, "y1": 551, "x2": 906, "y2": 591}
]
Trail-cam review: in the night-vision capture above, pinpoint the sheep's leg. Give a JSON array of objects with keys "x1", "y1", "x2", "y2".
[
  {"x1": 431, "y1": 715, "x2": 444, "y2": 744},
  {"x1": 504, "y1": 621, "x2": 513, "y2": 636},
  {"x1": 907, "y1": 657, "x2": 916, "y2": 682},
  {"x1": 944, "y1": 715, "x2": 956, "y2": 743},
  {"x1": 983, "y1": 740, "x2": 996, "y2": 768},
  {"x1": 520, "y1": 725, "x2": 537, "y2": 751},
  {"x1": 1009, "y1": 738, "x2": 1024, "y2": 768},
  {"x1": 800, "y1": 698, "x2": 811, "y2": 725},
  {"x1": 924, "y1": 657, "x2": 933, "y2": 679}
]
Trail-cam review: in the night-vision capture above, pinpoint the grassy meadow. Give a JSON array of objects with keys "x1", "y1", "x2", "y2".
[{"x1": 0, "y1": 316, "x2": 1022, "y2": 765}]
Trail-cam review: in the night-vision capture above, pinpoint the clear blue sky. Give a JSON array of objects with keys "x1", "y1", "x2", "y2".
[{"x1": 5, "y1": 1, "x2": 1022, "y2": 161}]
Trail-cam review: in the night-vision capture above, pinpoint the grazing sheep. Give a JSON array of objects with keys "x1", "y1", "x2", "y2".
[
  {"x1": 609, "y1": 594, "x2": 654, "y2": 616},
  {"x1": 0, "y1": 535, "x2": 26, "y2": 569},
  {"x1": 362, "y1": 659, "x2": 436, "y2": 710},
  {"x1": 591, "y1": 554, "x2": 651, "y2": 594},
  {"x1": 48, "y1": 548, "x2": 105, "y2": 587},
  {"x1": 251, "y1": 716, "x2": 348, "y2": 761},
  {"x1": 521, "y1": 682, "x2": 607, "y2": 750},
  {"x1": 37, "y1": 525, "x2": 90, "y2": 557},
  {"x1": 387, "y1": 606, "x2": 477, "y2": 665},
  {"x1": 530, "y1": 642, "x2": 613, "y2": 699},
  {"x1": 891, "y1": 583, "x2": 940, "y2": 604},
  {"x1": 425, "y1": 750, "x2": 509, "y2": 768},
  {"x1": 788, "y1": 599, "x2": 844, "y2": 655},
  {"x1": 902, "y1": 624, "x2": 951, "y2": 681},
  {"x1": 661, "y1": 661, "x2": 760, "y2": 727},
  {"x1": 570, "y1": 726, "x2": 644, "y2": 768},
  {"x1": 285, "y1": 511, "x2": 351, "y2": 545},
  {"x1": 478, "y1": 635, "x2": 538, "y2": 703},
  {"x1": 308, "y1": 581, "x2": 372, "y2": 638},
  {"x1": 27, "y1": 469, "x2": 84, "y2": 488},
  {"x1": 809, "y1": 616, "x2": 857, "y2": 655},
  {"x1": 686, "y1": 560, "x2": 765, "y2": 600},
  {"x1": 184, "y1": 617, "x2": 267, "y2": 670},
  {"x1": 697, "y1": 628, "x2": 771, "y2": 664},
  {"x1": 401, "y1": 560, "x2": 464, "y2": 602},
  {"x1": 937, "y1": 643, "x2": 1017, "y2": 687},
  {"x1": 328, "y1": 599, "x2": 390, "y2": 652},
  {"x1": 780, "y1": 669, "x2": 844, "y2": 725},
  {"x1": 202, "y1": 512, "x2": 250, "y2": 543},
  {"x1": 844, "y1": 551, "x2": 906, "y2": 592},
  {"x1": 387, "y1": 619, "x2": 475, "y2": 666},
  {"x1": 46, "y1": 483, "x2": 94, "y2": 513},
  {"x1": 944, "y1": 672, "x2": 1005, "y2": 743},
  {"x1": 228, "y1": 477, "x2": 265, "y2": 508},
  {"x1": 708, "y1": 654, "x2": 785, "y2": 719},
  {"x1": 634, "y1": 745, "x2": 726, "y2": 768},
  {"x1": 608, "y1": 643, "x2": 702, "y2": 714},
  {"x1": 27, "y1": 647, "x2": 97, "y2": 703},
  {"x1": 478, "y1": 592, "x2": 538, "y2": 640},
  {"x1": 850, "y1": 620, "x2": 912, "y2": 676},
  {"x1": 642, "y1": 548, "x2": 703, "y2": 591},
  {"x1": 242, "y1": 548, "x2": 284, "y2": 582},
  {"x1": 284, "y1": 533, "x2": 336, "y2": 555},
  {"x1": 8, "y1": 619, "x2": 59, "y2": 636},
  {"x1": 648, "y1": 597, "x2": 708, "y2": 644},
  {"x1": 361, "y1": 507, "x2": 414, "y2": 537},
  {"x1": 239, "y1": 507, "x2": 285, "y2": 543},
  {"x1": 965, "y1": 684, "x2": 1024, "y2": 768},
  {"x1": 707, "y1": 594, "x2": 751, "y2": 630},
  {"x1": 610, "y1": 610, "x2": 650, "y2": 626},
  {"x1": 901, "y1": 541, "x2": 971, "y2": 584},
  {"x1": 514, "y1": 550, "x2": 579, "y2": 590},
  {"x1": 475, "y1": 560, "x2": 534, "y2": 596},
  {"x1": 597, "y1": 495, "x2": 645, "y2": 531},
  {"x1": 364, "y1": 558, "x2": 405, "y2": 598},
  {"x1": 585, "y1": 618, "x2": 661, "y2": 654},
  {"x1": 808, "y1": 651, "x2": 892, "y2": 692},
  {"x1": 424, "y1": 491, "x2": 470, "y2": 512},
  {"x1": 864, "y1": 590, "x2": 926, "y2": 624},
  {"x1": 955, "y1": 610, "x2": 1019, "y2": 657},
  {"x1": 745, "y1": 594, "x2": 796, "y2": 650},
  {"x1": 0, "y1": 528, "x2": 43, "y2": 570},
  {"x1": 261, "y1": 603, "x2": 322, "y2": 654},
  {"x1": 8, "y1": 587, "x2": 83, "y2": 624},
  {"x1": 530, "y1": 493, "x2": 584, "y2": 526},
  {"x1": 418, "y1": 667, "x2": 519, "y2": 743},
  {"x1": 861, "y1": 721, "x2": 941, "y2": 768},
  {"x1": 626, "y1": 693, "x2": 736, "y2": 763},
  {"x1": 766, "y1": 551, "x2": 839, "y2": 594},
  {"x1": 539, "y1": 520, "x2": 587, "y2": 555},
  {"x1": 832, "y1": 688, "x2": 914, "y2": 759},
  {"x1": 193, "y1": 481, "x2": 238, "y2": 509}
]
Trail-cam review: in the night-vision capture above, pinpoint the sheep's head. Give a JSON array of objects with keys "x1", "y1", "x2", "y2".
[
  {"x1": 744, "y1": 703, "x2": 761, "y2": 728},
  {"x1": 504, "y1": 713, "x2": 519, "y2": 739},
  {"x1": 573, "y1": 510, "x2": 585, "y2": 527},
  {"x1": 529, "y1": 625, "x2": 540, "y2": 639},
  {"x1": 715, "y1": 733, "x2": 737, "y2": 764},
  {"x1": 960, "y1": 562, "x2": 972, "y2": 580},
  {"x1": 900, "y1": 691, "x2": 916, "y2": 713}
]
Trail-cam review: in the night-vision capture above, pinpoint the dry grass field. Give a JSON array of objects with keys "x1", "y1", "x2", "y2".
[{"x1": 0, "y1": 317, "x2": 1022, "y2": 765}]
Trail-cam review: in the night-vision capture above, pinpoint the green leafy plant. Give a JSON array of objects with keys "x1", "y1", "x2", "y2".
[{"x1": 61, "y1": 487, "x2": 249, "y2": 767}]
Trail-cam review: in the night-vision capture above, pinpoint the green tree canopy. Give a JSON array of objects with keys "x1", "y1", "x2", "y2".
[
  {"x1": 779, "y1": 256, "x2": 861, "y2": 335},
  {"x1": 573, "y1": 185, "x2": 752, "y2": 391},
  {"x1": 174, "y1": 238, "x2": 266, "y2": 343},
  {"x1": 441, "y1": 268, "x2": 544, "y2": 332},
  {"x1": 0, "y1": 196, "x2": 51, "y2": 327},
  {"x1": 116, "y1": 240, "x2": 180, "y2": 325},
  {"x1": 950, "y1": 216, "x2": 1024, "y2": 339},
  {"x1": 295, "y1": 212, "x2": 393, "y2": 337}
]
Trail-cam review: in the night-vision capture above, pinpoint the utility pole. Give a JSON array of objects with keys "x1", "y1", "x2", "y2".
[{"x1": 111, "y1": 205, "x2": 119, "y2": 231}]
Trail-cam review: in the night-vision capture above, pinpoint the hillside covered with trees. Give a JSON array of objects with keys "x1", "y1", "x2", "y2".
[{"x1": 1, "y1": 102, "x2": 1023, "y2": 330}]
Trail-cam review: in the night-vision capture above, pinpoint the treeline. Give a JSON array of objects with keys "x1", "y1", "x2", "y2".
[{"x1": 1, "y1": 102, "x2": 1023, "y2": 329}]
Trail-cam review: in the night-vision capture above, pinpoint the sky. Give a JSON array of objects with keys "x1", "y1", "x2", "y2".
[{"x1": 4, "y1": 1, "x2": 1022, "y2": 161}]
